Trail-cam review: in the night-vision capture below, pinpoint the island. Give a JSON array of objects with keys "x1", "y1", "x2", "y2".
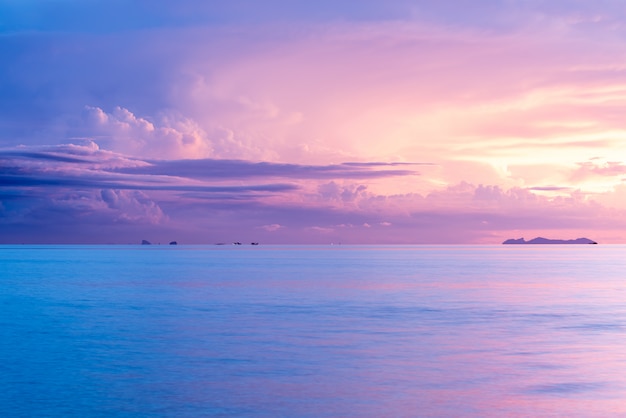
[
  {"x1": 503, "y1": 237, "x2": 597, "y2": 244},
  {"x1": 141, "y1": 239, "x2": 152, "y2": 245}
]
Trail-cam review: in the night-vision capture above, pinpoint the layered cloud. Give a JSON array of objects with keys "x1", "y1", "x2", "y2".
[
  {"x1": 2, "y1": 1, "x2": 626, "y2": 242},
  {"x1": 2, "y1": 142, "x2": 625, "y2": 243},
  {"x1": 0, "y1": 142, "x2": 422, "y2": 243},
  {"x1": 1, "y1": 142, "x2": 417, "y2": 195}
]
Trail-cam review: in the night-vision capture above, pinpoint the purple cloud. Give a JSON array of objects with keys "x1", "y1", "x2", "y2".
[
  {"x1": 116, "y1": 159, "x2": 420, "y2": 180},
  {"x1": 527, "y1": 186, "x2": 574, "y2": 191},
  {"x1": 3, "y1": 2, "x2": 626, "y2": 243},
  {"x1": 0, "y1": 144, "x2": 419, "y2": 190},
  {"x1": 0, "y1": 143, "x2": 426, "y2": 243}
]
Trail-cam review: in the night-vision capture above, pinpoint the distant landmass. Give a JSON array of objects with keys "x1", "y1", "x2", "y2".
[{"x1": 503, "y1": 237, "x2": 597, "y2": 245}]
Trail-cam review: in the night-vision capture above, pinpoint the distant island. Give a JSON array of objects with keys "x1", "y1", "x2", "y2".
[
  {"x1": 140, "y1": 240, "x2": 178, "y2": 245},
  {"x1": 503, "y1": 237, "x2": 597, "y2": 245}
]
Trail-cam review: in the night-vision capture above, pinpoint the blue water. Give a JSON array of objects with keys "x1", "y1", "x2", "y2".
[{"x1": 2, "y1": 245, "x2": 626, "y2": 417}]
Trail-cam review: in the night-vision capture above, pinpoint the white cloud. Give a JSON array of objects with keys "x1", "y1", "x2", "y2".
[
  {"x1": 82, "y1": 105, "x2": 280, "y2": 161},
  {"x1": 84, "y1": 106, "x2": 211, "y2": 159}
]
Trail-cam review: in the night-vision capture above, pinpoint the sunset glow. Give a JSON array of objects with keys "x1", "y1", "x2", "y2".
[{"x1": 2, "y1": 1, "x2": 626, "y2": 243}]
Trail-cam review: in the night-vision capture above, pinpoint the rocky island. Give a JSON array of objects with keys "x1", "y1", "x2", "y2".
[{"x1": 503, "y1": 237, "x2": 597, "y2": 244}]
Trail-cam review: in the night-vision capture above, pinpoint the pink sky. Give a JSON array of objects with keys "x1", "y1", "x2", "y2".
[{"x1": 1, "y1": 1, "x2": 626, "y2": 243}]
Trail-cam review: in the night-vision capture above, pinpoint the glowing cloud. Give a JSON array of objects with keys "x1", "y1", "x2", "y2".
[{"x1": 2, "y1": 1, "x2": 626, "y2": 242}]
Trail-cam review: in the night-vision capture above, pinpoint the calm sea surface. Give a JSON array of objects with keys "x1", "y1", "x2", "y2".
[{"x1": 2, "y1": 244, "x2": 626, "y2": 417}]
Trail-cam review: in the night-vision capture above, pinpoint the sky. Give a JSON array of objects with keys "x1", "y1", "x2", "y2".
[{"x1": 2, "y1": 0, "x2": 626, "y2": 244}]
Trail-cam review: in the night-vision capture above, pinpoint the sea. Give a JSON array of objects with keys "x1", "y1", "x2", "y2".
[{"x1": 1, "y1": 244, "x2": 626, "y2": 417}]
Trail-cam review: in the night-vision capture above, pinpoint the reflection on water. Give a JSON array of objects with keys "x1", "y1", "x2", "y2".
[{"x1": 1, "y1": 245, "x2": 626, "y2": 416}]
